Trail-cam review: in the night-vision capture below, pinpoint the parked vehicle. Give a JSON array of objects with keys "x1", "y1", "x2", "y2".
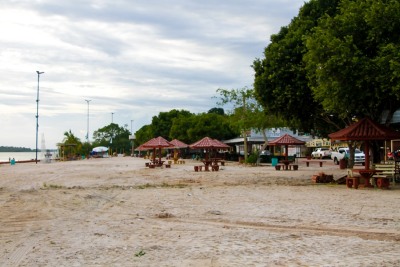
[
  {"x1": 311, "y1": 147, "x2": 331, "y2": 159},
  {"x1": 331, "y1": 147, "x2": 365, "y2": 165},
  {"x1": 260, "y1": 150, "x2": 271, "y2": 156}
]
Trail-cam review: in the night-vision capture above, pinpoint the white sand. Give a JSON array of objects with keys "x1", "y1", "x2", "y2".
[{"x1": 0, "y1": 157, "x2": 399, "y2": 266}]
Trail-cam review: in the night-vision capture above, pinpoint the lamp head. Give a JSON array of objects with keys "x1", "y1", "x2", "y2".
[{"x1": 36, "y1": 71, "x2": 44, "y2": 75}]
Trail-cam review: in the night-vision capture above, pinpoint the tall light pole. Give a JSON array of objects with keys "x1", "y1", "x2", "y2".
[
  {"x1": 130, "y1": 120, "x2": 134, "y2": 156},
  {"x1": 35, "y1": 71, "x2": 44, "y2": 164},
  {"x1": 110, "y1": 112, "x2": 114, "y2": 148},
  {"x1": 85, "y1": 99, "x2": 91, "y2": 143}
]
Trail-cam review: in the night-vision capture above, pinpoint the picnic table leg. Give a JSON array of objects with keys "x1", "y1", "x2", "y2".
[
  {"x1": 353, "y1": 178, "x2": 359, "y2": 189},
  {"x1": 346, "y1": 178, "x2": 353, "y2": 188}
]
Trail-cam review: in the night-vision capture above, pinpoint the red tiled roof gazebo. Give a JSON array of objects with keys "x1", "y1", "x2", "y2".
[
  {"x1": 269, "y1": 134, "x2": 306, "y2": 160},
  {"x1": 190, "y1": 137, "x2": 230, "y2": 160},
  {"x1": 329, "y1": 117, "x2": 400, "y2": 169},
  {"x1": 141, "y1": 136, "x2": 174, "y2": 162},
  {"x1": 170, "y1": 139, "x2": 189, "y2": 148}
]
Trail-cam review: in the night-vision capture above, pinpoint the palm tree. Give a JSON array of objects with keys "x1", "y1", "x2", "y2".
[{"x1": 62, "y1": 130, "x2": 82, "y2": 159}]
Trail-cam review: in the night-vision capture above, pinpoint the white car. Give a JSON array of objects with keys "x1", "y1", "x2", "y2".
[
  {"x1": 331, "y1": 147, "x2": 365, "y2": 165},
  {"x1": 311, "y1": 148, "x2": 332, "y2": 159}
]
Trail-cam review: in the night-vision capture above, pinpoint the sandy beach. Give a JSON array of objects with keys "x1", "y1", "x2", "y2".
[{"x1": 0, "y1": 157, "x2": 399, "y2": 266}]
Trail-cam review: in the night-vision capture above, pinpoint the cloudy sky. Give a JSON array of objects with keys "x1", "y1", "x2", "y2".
[{"x1": 1, "y1": 0, "x2": 305, "y2": 149}]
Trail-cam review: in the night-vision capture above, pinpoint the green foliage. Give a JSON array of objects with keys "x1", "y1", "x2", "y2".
[
  {"x1": 61, "y1": 130, "x2": 82, "y2": 155},
  {"x1": 134, "y1": 250, "x2": 146, "y2": 257},
  {"x1": 208, "y1": 107, "x2": 225, "y2": 115},
  {"x1": 246, "y1": 153, "x2": 258, "y2": 164},
  {"x1": 134, "y1": 125, "x2": 153, "y2": 146},
  {"x1": 304, "y1": 0, "x2": 400, "y2": 124},
  {"x1": 215, "y1": 86, "x2": 285, "y2": 159},
  {"x1": 135, "y1": 109, "x2": 238, "y2": 146},
  {"x1": 151, "y1": 109, "x2": 193, "y2": 139},
  {"x1": 185, "y1": 113, "x2": 237, "y2": 141},
  {"x1": 92, "y1": 123, "x2": 131, "y2": 154},
  {"x1": 253, "y1": 0, "x2": 342, "y2": 135},
  {"x1": 254, "y1": 0, "x2": 400, "y2": 135}
]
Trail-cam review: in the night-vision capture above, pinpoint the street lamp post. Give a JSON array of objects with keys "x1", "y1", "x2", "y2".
[
  {"x1": 35, "y1": 71, "x2": 44, "y2": 164},
  {"x1": 131, "y1": 120, "x2": 134, "y2": 156},
  {"x1": 85, "y1": 99, "x2": 91, "y2": 142},
  {"x1": 110, "y1": 112, "x2": 114, "y2": 156}
]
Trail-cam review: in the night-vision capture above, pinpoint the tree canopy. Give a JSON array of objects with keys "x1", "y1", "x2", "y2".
[
  {"x1": 92, "y1": 123, "x2": 131, "y2": 153},
  {"x1": 216, "y1": 87, "x2": 286, "y2": 161},
  {"x1": 253, "y1": 0, "x2": 400, "y2": 136},
  {"x1": 135, "y1": 109, "x2": 238, "y2": 145},
  {"x1": 304, "y1": 0, "x2": 400, "y2": 124}
]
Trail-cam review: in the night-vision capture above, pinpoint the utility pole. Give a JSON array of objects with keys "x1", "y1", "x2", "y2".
[
  {"x1": 85, "y1": 99, "x2": 91, "y2": 143},
  {"x1": 35, "y1": 71, "x2": 44, "y2": 164},
  {"x1": 130, "y1": 120, "x2": 134, "y2": 156}
]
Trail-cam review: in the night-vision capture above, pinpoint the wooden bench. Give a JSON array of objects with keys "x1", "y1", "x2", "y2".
[
  {"x1": 372, "y1": 164, "x2": 395, "y2": 189},
  {"x1": 305, "y1": 160, "x2": 324, "y2": 167}
]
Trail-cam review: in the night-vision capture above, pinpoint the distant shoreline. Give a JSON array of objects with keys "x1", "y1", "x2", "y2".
[{"x1": 0, "y1": 159, "x2": 39, "y2": 165}]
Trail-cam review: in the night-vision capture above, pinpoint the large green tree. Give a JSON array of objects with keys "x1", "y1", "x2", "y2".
[
  {"x1": 92, "y1": 123, "x2": 131, "y2": 154},
  {"x1": 184, "y1": 112, "x2": 237, "y2": 142},
  {"x1": 253, "y1": 0, "x2": 341, "y2": 135},
  {"x1": 304, "y1": 0, "x2": 400, "y2": 125},
  {"x1": 216, "y1": 87, "x2": 284, "y2": 162},
  {"x1": 151, "y1": 109, "x2": 193, "y2": 139},
  {"x1": 254, "y1": 0, "x2": 400, "y2": 135},
  {"x1": 135, "y1": 109, "x2": 237, "y2": 146}
]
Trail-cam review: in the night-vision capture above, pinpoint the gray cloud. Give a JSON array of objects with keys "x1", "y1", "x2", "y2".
[{"x1": 0, "y1": 0, "x2": 306, "y2": 148}]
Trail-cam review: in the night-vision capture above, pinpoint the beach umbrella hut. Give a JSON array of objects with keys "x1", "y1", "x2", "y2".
[
  {"x1": 141, "y1": 136, "x2": 174, "y2": 162},
  {"x1": 169, "y1": 139, "x2": 189, "y2": 160},
  {"x1": 189, "y1": 137, "x2": 230, "y2": 160},
  {"x1": 328, "y1": 117, "x2": 400, "y2": 169},
  {"x1": 269, "y1": 134, "x2": 305, "y2": 161},
  {"x1": 135, "y1": 144, "x2": 149, "y2": 157},
  {"x1": 170, "y1": 139, "x2": 189, "y2": 148}
]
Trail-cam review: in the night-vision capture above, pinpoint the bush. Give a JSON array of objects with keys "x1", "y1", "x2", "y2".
[{"x1": 246, "y1": 153, "x2": 258, "y2": 164}]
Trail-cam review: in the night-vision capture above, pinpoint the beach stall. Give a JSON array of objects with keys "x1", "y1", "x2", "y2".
[{"x1": 91, "y1": 146, "x2": 109, "y2": 158}]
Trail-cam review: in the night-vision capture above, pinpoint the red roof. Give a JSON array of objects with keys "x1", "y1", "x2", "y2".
[
  {"x1": 190, "y1": 137, "x2": 229, "y2": 149},
  {"x1": 135, "y1": 144, "x2": 149, "y2": 151},
  {"x1": 141, "y1": 136, "x2": 174, "y2": 148},
  {"x1": 213, "y1": 139, "x2": 230, "y2": 149},
  {"x1": 170, "y1": 139, "x2": 188, "y2": 148},
  {"x1": 329, "y1": 117, "x2": 400, "y2": 141},
  {"x1": 269, "y1": 134, "x2": 305, "y2": 146}
]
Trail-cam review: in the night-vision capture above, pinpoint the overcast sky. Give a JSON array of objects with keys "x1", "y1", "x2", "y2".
[{"x1": 0, "y1": 0, "x2": 306, "y2": 149}]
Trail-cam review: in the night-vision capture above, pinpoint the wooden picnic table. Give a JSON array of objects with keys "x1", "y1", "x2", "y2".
[{"x1": 350, "y1": 169, "x2": 382, "y2": 188}]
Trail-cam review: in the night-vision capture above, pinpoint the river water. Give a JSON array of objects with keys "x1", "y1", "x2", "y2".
[{"x1": 0, "y1": 151, "x2": 57, "y2": 162}]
